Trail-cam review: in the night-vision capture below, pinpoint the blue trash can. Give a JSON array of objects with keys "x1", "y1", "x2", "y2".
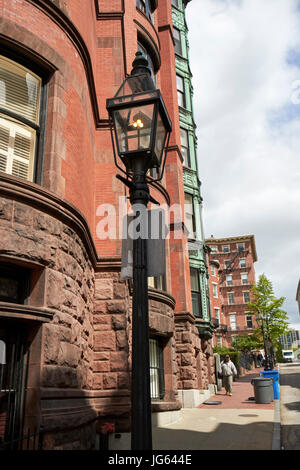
[{"x1": 260, "y1": 370, "x2": 280, "y2": 399}]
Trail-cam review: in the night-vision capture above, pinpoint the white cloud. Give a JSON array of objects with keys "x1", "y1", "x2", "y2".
[{"x1": 186, "y1": 0, "x2": 300, "y2": 329}]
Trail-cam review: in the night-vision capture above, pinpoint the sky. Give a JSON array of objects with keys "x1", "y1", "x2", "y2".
[{"x1": 185, "y1": 0, "x2": 300, "y2": 330}]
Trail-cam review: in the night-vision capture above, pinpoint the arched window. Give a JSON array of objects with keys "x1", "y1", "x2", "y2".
[
  {"x1": 0, "y1": 55, "x2": 43, "y2": 182},
  {"x1": 137, "y1": 42, "x2": 157, "y2": 85},
  {"x1": 136, "y1": 0, "x2": 155, "y2": 22}
]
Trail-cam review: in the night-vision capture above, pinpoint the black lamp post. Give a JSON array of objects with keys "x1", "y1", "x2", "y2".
[
  {"x1": 257, "y1": 312, "x2": 274, "y2": 371},
  {"x1": 106, "y1": 52, "x2": 172, "y2": 450}
]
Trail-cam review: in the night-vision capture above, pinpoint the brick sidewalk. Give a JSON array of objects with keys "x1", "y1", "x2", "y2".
[{"x1": 199, "y1": 367, "x2": 275, "y2": 410}]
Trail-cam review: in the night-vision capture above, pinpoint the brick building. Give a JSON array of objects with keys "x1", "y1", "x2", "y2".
[
  {"x1": 206, "y1": 235, "x2": 258, "y2": 348},
  {"x1": 0, "y1": 0, "x2": 216, "y2": 450}
]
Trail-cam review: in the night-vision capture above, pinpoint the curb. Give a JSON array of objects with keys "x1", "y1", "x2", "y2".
[
  {"x1": 272, "y1": 399, "x2": 281, "y2": 450},
  {"x1": 272, "y1": 364, "x2": 281, "y2": 450}
]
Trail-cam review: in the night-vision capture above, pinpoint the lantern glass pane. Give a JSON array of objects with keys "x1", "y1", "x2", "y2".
[
  {"x1": 114, "y1": 104, "x2": 154, "y2": 154},
  {"x1": 154, "y1": 111, "x2": 167, "y2": 164},
  {"x1": 114, "y1": 74, "x2": 155, "y2": 98}
]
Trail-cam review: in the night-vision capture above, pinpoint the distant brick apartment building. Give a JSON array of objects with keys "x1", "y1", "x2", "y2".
[
  {"x1": 206, "y1": 235, "x2": 258, "y2": 348},
  {"x1": 0, "y1": 0, "x2": 216, "y2": 450}
]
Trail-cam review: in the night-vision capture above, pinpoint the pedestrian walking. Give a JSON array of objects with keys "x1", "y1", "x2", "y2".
[
  {"x1": 219, "y1": 355, "x2": 237, "y2": 396},
  {"x1": 257, "y1": 352, "x2": 263, "y2": 367}
]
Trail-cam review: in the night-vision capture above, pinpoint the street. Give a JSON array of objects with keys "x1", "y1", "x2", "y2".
[{"x1": 280, "y1": 361, "x2": 300, "y2": 450}]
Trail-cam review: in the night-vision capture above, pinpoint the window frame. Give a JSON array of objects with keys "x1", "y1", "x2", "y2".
[
  {"x1": 148, "y1": 275, "x2": 166, "y2": 291},
  {"x1": 241, "y1": 273, "x2": 248, "y2": 285},
  {"x1": 173, "y1": 27, "x2": 182, "y2": 56},
  {"x1": 0, "y1": 263, "x2": 30, "y2": 304},
  {"x1": 137, "y1": 41, "x2": 157, "y2": 86},
  {"x1": 184, "y1": 192, "x2": 196, "y2": 240},
  {"x1": 0, "y1": 49, "x2": 48, "y2": 185},
  {"x1": 176, "y1": 74, "x2": 186, "y2": 109},
  {"x1": 136, "y1": 0, "x2": 155, "y2": 22},
  {"x1": 226, "y1": 274, "x2": 233, "y2": 286},
  {"x1": 149, "y1": 337, "x2": 165, "y2": 400},
  {"x1": 190, "y1": 267, "x2": 203, "y2": 318},
  {"x1": 180, "y1": 127, "x2": 191, "y2": 167},
  {"x1": 214, "y1": 307, "x2": 220, "y2": 322},
  {"x1": 246, "y1": 314, "x2": 253, "y2": 329},
  {"x1": 212, "y1": 282, "x2": 218, "y2": 299},
  {"x1": 243, "y1": 291, "x2": 250, "y2": 304},
  {"x1": 239, "y1": 258, "x2": 246, "y2": 268},
  {"x1": 227, "y1": 292, "x2": 235, "y2": 305},
  {"x1": 229, "y1": 313, "x2": 237, "y2": 331}
]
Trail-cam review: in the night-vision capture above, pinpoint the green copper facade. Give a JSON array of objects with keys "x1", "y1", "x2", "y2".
[{"x1": 172, "y1": 0, "x2": 214, "y2": 337}]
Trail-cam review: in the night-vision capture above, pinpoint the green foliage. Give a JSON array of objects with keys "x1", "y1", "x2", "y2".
[
  {"x1": 232, "y1": 334, "x2": 262, "y2": 352},
  {"x1": 276, "y1": 343, "x2": 284, "y2": 363},
  {"x1": 248, "y1": 274, "x2": 290, "y2": 353},
  {"x1": 213, "y1": 346, "x2": 234, "y2": 355}
]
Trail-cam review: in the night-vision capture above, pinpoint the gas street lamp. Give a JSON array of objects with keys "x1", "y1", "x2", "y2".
[
  {"x1": 106, "y1": 52, "x2": 172, "y2": 451},
  {"x1": 257, "y1": 312, "x2": 274, "y2": 371}
]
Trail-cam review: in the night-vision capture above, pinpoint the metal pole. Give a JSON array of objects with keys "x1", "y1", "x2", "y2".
[
  {"x1": 130, "y1": 157, "x2": 152, "y2": 451},
  {"x1": 261, "y1": 317, "x2": 273, "y2": 371}
]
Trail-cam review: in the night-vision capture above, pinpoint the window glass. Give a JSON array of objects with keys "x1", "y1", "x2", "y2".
[
  {"x1": 0, "y1": 56, "x2": 42, "y2": 181},
  {"x1": 241, "y1": 273, "x2": 248, "y2": 285},
  {"x1": 223, "y1": 245, "x2": 230, "y2": 253},
  {"x1": 0, "y1": 277, "x2": 19, "y2": 301},
  {"x1": 148, "y1": 275, "x2": 165, "y2": 290},
  {"x1": 149, "y1": 338, "x2": 165, "y2": 399},
  {"x1": 226, "y1": 275, "x2": 232, "y2": 286},
  {"x1": 138, "y1": 42, "x2": 156, "y2": 85},
  {"x1": 240, "y1": 258, "x2": 246, "y2": 268},
  {"x1": 184, "y1": 193, "x2": 195, "y2": 239},
  {"x1": 176, "y1": 75, "x2": 185, "y2": 108},
  {"x1": 173, "y1": 27, "x2": 182, "y2": 55},
  {"x1": 246, "y1": 315, "x2": 253, "y2": 328},
  {"x1": 190, "y1": 268, "x2": 202, "y2": 317},
  {"x1": 0, "y1": 264, "x2": 30, "y2": 304},
  {"x1": 212, "y1": 283, "x2": 218, "y2": 298},
  {"x1": 180, "y1": 128, "x2": 190, "y2": 167},
  {"x1": 136, "y1": 0, "x2": 154, "y2": 22},
  {"x1": 228, "y1": 292, "x2": 234, "y2": 305},
  {"x1": 230, "y1": 314, "x2": 237, "y2": 330},
  {"x1": 214, "y1": 308, "x2": 220, "y2": 321},
  {"x1": 243, "y1": 292, "x2": 250, "y2": 303},
  {"x1": 0, "y1": 56, "x2": 41, "y2": 123}
]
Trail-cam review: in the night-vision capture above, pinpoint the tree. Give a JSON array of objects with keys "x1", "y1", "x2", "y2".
[
  {"x1": 233, "y1": 333, "x2": 262, "y2": 352},
  {"x1": 248, "y1": 274, "x2": 290, "y2": 359}
]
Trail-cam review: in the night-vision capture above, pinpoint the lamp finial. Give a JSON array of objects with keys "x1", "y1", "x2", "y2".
[{"x1": 131, "y1": 51, "x2": 152, "y2": 77}]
